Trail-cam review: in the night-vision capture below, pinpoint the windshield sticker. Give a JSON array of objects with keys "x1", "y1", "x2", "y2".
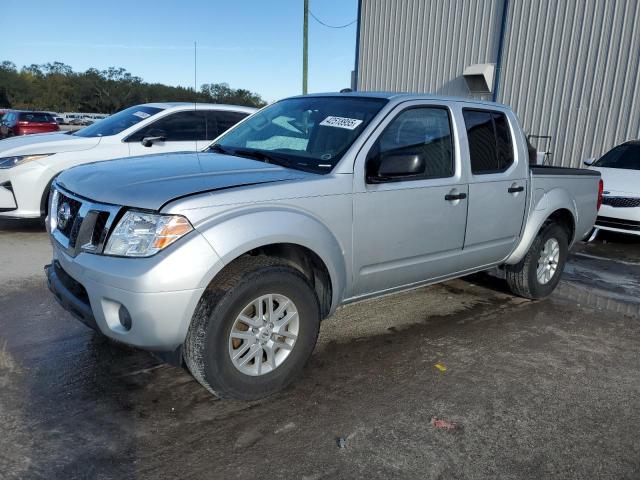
[
  {"x1": 319, "y1": 116, "x2": 363, "y2": 130},
  {"x1": 132, "y1": 111, "x2": 151, "y2": 119}
]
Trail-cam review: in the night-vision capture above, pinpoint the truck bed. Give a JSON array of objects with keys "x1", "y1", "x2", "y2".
[{"x1": 530, "y1": 165, "x2": 600, "y2": 177}]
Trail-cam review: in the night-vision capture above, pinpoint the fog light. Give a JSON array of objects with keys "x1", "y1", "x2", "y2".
[{"x1": 118, "y1": 305, "x2": 132, "y2": 331}]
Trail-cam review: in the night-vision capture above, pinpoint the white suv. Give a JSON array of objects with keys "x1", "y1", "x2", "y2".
[{"x1": 0, "y1": 102, "x2": 256, "y2": 219}]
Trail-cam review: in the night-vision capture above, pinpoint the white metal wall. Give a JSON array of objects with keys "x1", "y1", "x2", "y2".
[
  {"x1": 357, "y1": 0, "x2": 640, "y2": 167},
  {"x1": 357, "y1": 0, "x2": 506, "y2": 98},
  {"x1": 498, "y1": 0, "x2": 640, "y2": 167}
]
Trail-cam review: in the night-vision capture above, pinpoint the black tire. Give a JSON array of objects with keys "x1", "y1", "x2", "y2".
[
  {"x1": 506, "y1": 222, "x2": 569, "y2": 299},
  {"x1": 183, "y1": 256, "x2": 320, "y2": 400}
]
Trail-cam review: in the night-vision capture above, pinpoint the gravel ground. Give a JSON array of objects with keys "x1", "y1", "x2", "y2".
[{"x1": 1, "y1": 220, "x2": 639, "y2": 479}]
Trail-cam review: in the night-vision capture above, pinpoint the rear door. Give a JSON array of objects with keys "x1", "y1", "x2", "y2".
[
  {"x1": 462, "y1": 108, "x2": 527, "y2": 263},
  {"x1": 352, "y1": 101, "x2": 468, "y2": 296},
  {"x1": 197, "y1": 110, "x2": 249, "y2": 150},
  {"x1": 126, "y1": 110, "x2": 205, "y2": 156}
]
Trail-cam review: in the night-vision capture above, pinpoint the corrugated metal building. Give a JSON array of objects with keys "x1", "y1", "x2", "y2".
[{"x1": 355, "y1": 0, "x2": 640, "y2": 168}]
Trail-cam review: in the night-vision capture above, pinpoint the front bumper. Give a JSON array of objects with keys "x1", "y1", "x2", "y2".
[
  {"x1": 595, "y1": 203, "x2": 640, "y2": 236},
  {"x1": 46, "y1": 261, "x2": 98, "y2": 330},
  {"x1": 0, "y1": 162, "x2": 49, "y2": 218},
  {"x1": 595, "y1": 216, "x2": 640, "y2": 236},
  {"x1": 0, "y1": 181, "x2": 18, "y2": 212},
  {"x1": 47, "y1": 230, "x2": 224, "y2": 351}
]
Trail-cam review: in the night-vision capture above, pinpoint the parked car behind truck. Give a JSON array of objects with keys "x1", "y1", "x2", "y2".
[
  {"x1": 584, "y1": 140, "x2": 640, "y2": 237},
  {"x1": 45, "y1": 92, "x2": 601, "y2": 400},
  {"x1": 0, "y1": 102, "x2": 255, "y2": 219},
  {"x1": 0, "y1": 111, "x2": 60, "y2": 138}
]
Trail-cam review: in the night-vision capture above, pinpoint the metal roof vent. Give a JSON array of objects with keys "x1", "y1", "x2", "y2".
[{"x1": 463, "y1": 63, "x2": 496, "y2": 94}]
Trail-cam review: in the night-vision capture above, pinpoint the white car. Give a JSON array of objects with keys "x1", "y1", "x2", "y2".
[
  {"x1": 585, "y1": 140, "x2": 640, "y2": 237},
  {"x1": 0, "y1": 102, "x2": 256, "y2": 219}
]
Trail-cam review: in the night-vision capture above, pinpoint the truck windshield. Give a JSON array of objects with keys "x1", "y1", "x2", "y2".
[
  {"x1": 211, "y1": 96, "x2": 387, "y2": 174},
  {"x1": 73, "y1": 105, "x2": 163, "y2": 137},
  {"x1": 594, "y1": 143, "x2": 640, "y2": 170}
]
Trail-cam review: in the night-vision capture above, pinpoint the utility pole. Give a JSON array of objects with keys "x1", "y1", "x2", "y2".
[{"x1": 302, "y1": 0, "x2": 308, "y2": 94}]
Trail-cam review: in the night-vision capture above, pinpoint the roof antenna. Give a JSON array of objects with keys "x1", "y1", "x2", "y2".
[{"x1": 194, "y1": 40, "x2": 197, "y2": 152}]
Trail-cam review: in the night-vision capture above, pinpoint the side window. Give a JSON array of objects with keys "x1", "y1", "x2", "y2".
[
  {"x1": 367, "y1": 107, "x2": 454, "y2": 180},
  {"x1": 206, "y1": 111, "x2": 248, "y2": 139},
  {"x1": 126, "y1": 111, "x2": 206, "y2": 142},
  {"x1": 494, "y1": 112, "x2": 514, "y2": 170},
  {"x1": 463, "y1": 109, "x2": 514, "y2": 174}
]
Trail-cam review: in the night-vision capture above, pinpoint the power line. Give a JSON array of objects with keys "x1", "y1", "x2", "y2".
[{"x1": 309, "y1": 10, "x2": 356, "y2": 29}]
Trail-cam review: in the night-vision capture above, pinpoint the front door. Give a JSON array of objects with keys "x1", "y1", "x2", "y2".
[
  {"x1": 352, "y1": 103, "x2": 468, "y2": 296},
  {"x1": 461, "y1": 108, "x2": 527, "y2": 264},
  {"x1": 126, "y1": 110, "x2": 204, "y2": 156}
]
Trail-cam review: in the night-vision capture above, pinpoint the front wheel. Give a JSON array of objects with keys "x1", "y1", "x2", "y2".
[
  {"x1": 183, "y1": 256, "x2": 320, "y2": 400},
  {"x1": 506, "y1": 222, "x2": 569, "y2": 299}
]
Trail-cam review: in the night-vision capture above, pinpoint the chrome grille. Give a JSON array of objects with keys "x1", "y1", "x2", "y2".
[
  {"x1": 601, "y1": 196, "x2": 640, "y2": 208},
  {"x1": 50, "y1": 185, "x2": 121, "y2": 257},
  {"x1": 56, "y1": 192, "x2": 82, "y2": 238}
]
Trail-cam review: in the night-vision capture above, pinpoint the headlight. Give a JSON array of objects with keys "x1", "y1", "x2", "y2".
[
  {"x1": 49, "y1": 189, "x2": 60, "y2": 231},
  {"x1": 0, "y1": 154, "x2": 53, "y2": 169},
  {"x1": 104, "y1": 211, "x2": 193, "y2": 257}
]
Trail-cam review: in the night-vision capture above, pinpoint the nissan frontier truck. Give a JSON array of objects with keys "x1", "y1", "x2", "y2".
[{"x1": 45, "y1": 93, "x2": 602, "y2": 399}]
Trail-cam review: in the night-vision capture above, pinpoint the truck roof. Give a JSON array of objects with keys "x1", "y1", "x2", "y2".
[
  {"x1": 139, "y1": 102, "x2": 257, "y2": 113},
  {"x1": 296, "y1": 91, "x2": 512, "y2": 109}
]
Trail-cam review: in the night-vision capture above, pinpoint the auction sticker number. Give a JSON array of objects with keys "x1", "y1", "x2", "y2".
[{"x1": 319, "y1": 116, "x2": 363, "y2": 130}]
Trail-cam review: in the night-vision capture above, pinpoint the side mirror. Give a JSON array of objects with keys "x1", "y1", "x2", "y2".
[
  {"x1": 368, "y1": 153, "x2": 425, "y2": 182},
  {"x1": 583, "y1": 157, "x2": 596, "y2": 166},
  {"x1": 141, "y1": 135, "x2": 165, "y2": 147}
]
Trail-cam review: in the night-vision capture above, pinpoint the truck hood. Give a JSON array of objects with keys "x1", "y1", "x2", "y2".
[
  {"x1": 0, "y1": 132, "x2": 101, "y2": 157},
  {"x1": 591, "y1": 166, "x2": 640, "y2": 195},
  {"x1": 56, "y1": 152, "x2": 314, "y2": 210}
]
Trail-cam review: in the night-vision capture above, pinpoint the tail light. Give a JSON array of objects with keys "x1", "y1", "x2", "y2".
[{"x1": 597, "y1": 179, "x2": 604, "y2": 211}]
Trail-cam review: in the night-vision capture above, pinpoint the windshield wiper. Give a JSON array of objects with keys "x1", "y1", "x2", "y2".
[
  {"x1": 210, "y1": 144, "x2": 292, "y2": 169},
  {"x1": 209, "y1": 143, "x2": 230, "y2": 154}
]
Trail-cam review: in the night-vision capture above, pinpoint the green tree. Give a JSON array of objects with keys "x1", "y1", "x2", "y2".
[
  {"x1": 0, "y1": 60, "x2": 267, "y2": 113},
  {"x1": 201, "y1": 83, "x2": 266, "y2": 108}
]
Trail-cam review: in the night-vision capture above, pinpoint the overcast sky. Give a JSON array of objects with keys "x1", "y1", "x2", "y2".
[{"x1": 0, "y1": 0, "x2": 358, "y2": 102}]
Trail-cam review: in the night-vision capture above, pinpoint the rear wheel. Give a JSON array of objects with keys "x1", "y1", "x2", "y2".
[
  {"x1": 183, "y1": 256, "x2": 320, "y2": 400},
  {"x1": 506, "y1": 222, "x2": 568, "y2": 299}
]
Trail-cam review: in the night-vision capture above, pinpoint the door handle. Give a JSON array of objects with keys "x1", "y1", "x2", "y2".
[
  {"x1": 444, "y1": 192, "x2": 467, "y2": 201},
  {"x1": 508, "y1": 186, "x2": 524, "y2": 193}
]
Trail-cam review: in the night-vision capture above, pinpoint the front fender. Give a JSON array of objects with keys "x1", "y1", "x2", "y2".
[
  {"x1": 196, "y1": 206, "x2": 348, "y2": 313},
  {"x1": 505, "y1": 187, "x2": 577, "y2": 265}
]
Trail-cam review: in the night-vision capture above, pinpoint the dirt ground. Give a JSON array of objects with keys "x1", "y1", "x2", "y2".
[{"x1": 1, "y1": 220, "x2": 639, "y2": 479}]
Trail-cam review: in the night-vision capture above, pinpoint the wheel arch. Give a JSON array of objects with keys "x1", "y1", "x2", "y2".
[
  {"x1": 40, "y1": 174, "x2": 58, "y2": 217},
  {"x1": 506, "y1": 187, "x2": 578, "y2": 265},
  {"x1": 545, "y1": 208, "x2": 575, "y2": 242},
  {"x1": 197, "y1": 209, "x2": 348, "y2": 317}
]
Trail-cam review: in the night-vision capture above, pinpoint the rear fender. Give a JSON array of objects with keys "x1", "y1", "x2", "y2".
[{"x1": 505, "y1": 187, "x2": 577, "y2": 265}]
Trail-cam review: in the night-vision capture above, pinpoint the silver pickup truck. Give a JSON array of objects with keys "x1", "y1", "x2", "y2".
[{"x1": 45, "y1": 93, "x2": 602, "y2": 399}]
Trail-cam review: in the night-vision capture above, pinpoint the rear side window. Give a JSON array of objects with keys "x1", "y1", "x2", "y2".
[
  {"x1": 19, "y1": 112, "x2": 54, "y2": 122},
  {"x1": 463, "y1": 109, "x2": 514, "y2": 174},
  {"x1": 127, "y1": 111, "x2": 206, "y2": 142}
]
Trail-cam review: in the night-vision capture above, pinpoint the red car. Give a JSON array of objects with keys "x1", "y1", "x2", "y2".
[{"x1": 0, "y1": 111, "x2": 60, "y2": 139}]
